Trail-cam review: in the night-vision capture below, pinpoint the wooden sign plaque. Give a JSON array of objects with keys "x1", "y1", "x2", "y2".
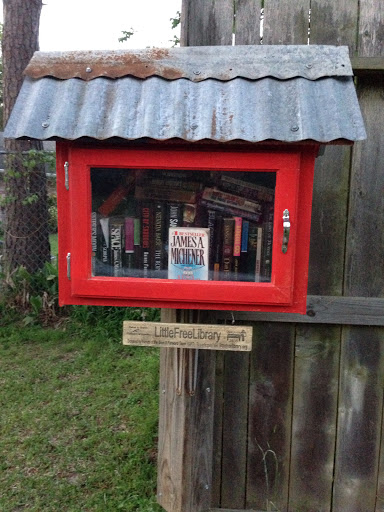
[{"x1": 123, "y1": 321, "x2": 253, "y2": 351}]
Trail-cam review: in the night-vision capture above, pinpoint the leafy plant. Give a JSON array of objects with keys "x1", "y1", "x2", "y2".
[{"x1": 0, "y1": 261, "x2": 61, "y2": 326}]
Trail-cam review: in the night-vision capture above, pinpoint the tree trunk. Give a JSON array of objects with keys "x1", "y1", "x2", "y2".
[{"x1": 2, "y1": 0, "x2": 50, "y2": 273}]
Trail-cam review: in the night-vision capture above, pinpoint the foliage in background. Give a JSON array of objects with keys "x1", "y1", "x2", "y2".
[{"x1": 118, "y1": 27, "x2": 136, "y2": 43}]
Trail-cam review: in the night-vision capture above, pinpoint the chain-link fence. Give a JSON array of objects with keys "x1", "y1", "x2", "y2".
[{"x1": 0, "y1": 137, "x2": 56, "y2": 278}]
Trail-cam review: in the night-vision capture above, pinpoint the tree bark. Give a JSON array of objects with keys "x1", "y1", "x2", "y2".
[{"x1": 2, "y1": 0, "x2": 50, "y2": 273}]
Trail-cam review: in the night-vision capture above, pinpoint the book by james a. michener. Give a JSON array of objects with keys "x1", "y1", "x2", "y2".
[{"x1": 168, "y1": 227, "x2": 209, "y2": 280}]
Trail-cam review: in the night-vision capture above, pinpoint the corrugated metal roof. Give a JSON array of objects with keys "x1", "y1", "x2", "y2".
[
  {"x1": 5, "y1": 45, "x2": 366, "y2": 144},
  {"x1": 24, "y1": 45, "x2": 353, "y2": 82}
]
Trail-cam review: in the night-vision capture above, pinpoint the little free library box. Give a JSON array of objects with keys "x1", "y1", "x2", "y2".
[{"x1": 5, "y1": 45, "x2": 365, "y2": 313}]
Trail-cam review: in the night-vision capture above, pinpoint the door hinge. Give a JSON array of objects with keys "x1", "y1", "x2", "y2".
[
  {"x1": 64, "y1": 161, "x2": 69, "y2": 190},
  {"x1": 66, "y1": 252, "x2": 71, "y2": 280}
]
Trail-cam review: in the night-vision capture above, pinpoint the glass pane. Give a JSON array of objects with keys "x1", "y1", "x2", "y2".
[{"x1": 91, "y1": 168, "x2": 275, "y2": 282}]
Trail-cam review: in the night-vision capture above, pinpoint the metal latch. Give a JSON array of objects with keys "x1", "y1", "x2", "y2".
[
  {"x1": 66, "y1": 252, "x2": 71, "y2": 280},
  {"x1": 64, "y1": 161, "x2": 69, "y2": 190},
  {"x1": 282, "y1": 209, "x2": 290, "y2": 253}
]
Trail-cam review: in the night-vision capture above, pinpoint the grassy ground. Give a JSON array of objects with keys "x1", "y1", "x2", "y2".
[{"x1": 0, "y1": 319, "x2": 163, "y2": 511}]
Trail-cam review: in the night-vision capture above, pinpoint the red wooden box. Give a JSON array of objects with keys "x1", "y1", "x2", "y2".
[{"x1": 57, "y1": 142, "x2": 317, "y2": 314}]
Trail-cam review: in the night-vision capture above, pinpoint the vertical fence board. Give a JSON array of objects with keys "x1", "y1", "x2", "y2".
[
  {"x1": 221, "y1": 351, "x2": 250, "y2": 509},
  {"x1": 235, "y1": 0, "x2": 262, "y2": 45},
  {"x1": 263, "y1": 0, "x2": 311, "y2": 45},
  {"x1": 289, "y1": 326, "x2": 341, "y2": 512},
  {"x1": 344, "y1": 81, "x2": 384, "y2": 298},
  {"x1": 183, "y1": 349, "x2": 216, "y2": 512},
  {"x1": 333, "y1": 327, "x2": 384, "y2": 512},
  {"x1": 211, "y1": 351, "x2": 225, "y2": 507},
  {"x1": 246, "y1": 322, "x2": 295, "y2": 512},
  {"x1": 181, "y1": 0, "x2": 234, "y2": 47},
  {"x1": 358, "y1": 0, "x2": 384, "y2": 57},
  {"x1": 333, "y1": 62, "x2": 384, "y2": 511},
  {"x1": 310, "y1": 0, "x2": 359, "y2": 53},
  {"x1": 307, "y1": 147, "x2": 351, "y2": 297}
]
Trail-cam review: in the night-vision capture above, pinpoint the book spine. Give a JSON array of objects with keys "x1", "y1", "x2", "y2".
[
  {"x1": 222, "y1": 218, "x2": 235, "y2": 281},
  {"x1": 255, "y1": 227, "x2": 263, "y2": 282},
  {"x1": 207, "y1": 209, "x2": 216, "y2": 277},
  {"x1": 213, "y1": 216, "x2": 223, "y2": 281},
  {"x1": 98, "y1": 217, "x2": 111, "y2": 276},
  {"x1": 201, "y1": 199, "x2": 262, "y2": 223},
  {"x1": 154, "y1": 203, "x2": 165, "y2": 273},
  {"x1": 91, "y1": 211, "x2": 97, "y2": 276},
  {"x1": 98, "y1": 175, "x2": 135, "y2": 217},
  {"x1": 141, "y1": 204, "x2": 152, "y2": 279},
  {"x1": 232, "y1": 217, "x2": 242, "y2": 281},
  {"x1": 135, "y1": 185, "x2": 197, "y2": 204},
  {"x1": 261, "y1": 204, "x2": 274, "y2": 281},
  {"x1": 245, "y1": 223, "x2": 258, "y2": 281},
  {"x1": 110, "y1": 219, "x2": 125, "y2": 277},
  {"x1": 220, "y1": 175, "x2": 275, "y2": 203},
  {"x1": 125, "y1": 217, "x2": 134, "y2": 254},
  {"x1": 202, "y1": 187, "x2": 262, "y2": 216}
]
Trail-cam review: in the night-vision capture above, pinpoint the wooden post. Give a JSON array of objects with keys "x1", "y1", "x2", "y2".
[
  {"x1": 157, "y1": 3, "x2": 233, "y2": 510},
  {"x1": 157, "y1": 310, "x2": 216, "y2": 512}
]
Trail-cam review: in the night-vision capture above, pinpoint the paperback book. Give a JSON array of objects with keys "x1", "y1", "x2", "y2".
[{"x1": 168, "y1": 227, "x2": 209, "y2": 280}]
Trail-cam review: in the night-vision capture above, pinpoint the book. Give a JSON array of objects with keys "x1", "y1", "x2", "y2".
[
  {"x1": 91, "y1": 211, "x2": 98, "y2": 276},
  {"x1": 213, "y1": 216, "x2": 223, "y2": 281},
  {"x1": 154, "y1": 203, "x2": 165, "y2": 273},
  {"x1": 135, "y1": 185, "x2": 197, "y2": 204},
  {"x1": 168, "y1": 227, "x2": 209, "y2": 280},
  {"x1": 220, "y1": 175, "x2": 275, "y2": 203},
  {"x1": 110, "y1": 218, "x2": 125, "y2": 277},
  {"x1": 98, "y1": 216, "x2": 111, "y2": 276},
  {"x1": 98, "y1": 175, "x2": 135, "y2": 217},
  {"x1": 261, "y1": 203, "x2": 274, "y2": 282},
  {"x1": 222, "y1": 218, "x2": 235, "y2": 281},
  {"x1": 232, "y1": 217, "x2": 242, "y2": 281},
  {"x1": 141, "y1": 203, "x2": 152, "y2": 278},
  {"x1": 255, "y1": 226, "x2": 263, "y2": 282},
  {"x1": 202, "y1": 188, "x2": 262, "y2": 217}
]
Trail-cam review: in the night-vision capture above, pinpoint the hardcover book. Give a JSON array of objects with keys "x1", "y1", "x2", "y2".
[
  {"x1": 110, "y1": 218, "x2": 125, "y2": 277},
  {"x1": 168, "y1": 227, "x2": 209, "y2": 280},
  {"x1": 222, "y1": 218, "x2": 235, "y2": 281}
]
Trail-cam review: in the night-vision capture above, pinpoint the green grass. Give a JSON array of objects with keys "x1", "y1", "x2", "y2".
[
  {"x1": 49, "y1": 233, "x2": 58, "y2": 260},
  {"x1": 0, "y1": 321, "x2": 163, "y2": 511}
]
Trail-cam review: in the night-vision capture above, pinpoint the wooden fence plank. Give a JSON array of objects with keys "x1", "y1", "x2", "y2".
[
  {"x1": 211, "y1": 351, "x2": 225, "y2": 508},
  {"x1": 334, "y1": 66, "x2": 384, "y2": 510},
  {"x1": 263, "y1": 0, "x2": 311, "y2": 45},
  {"x1": 358, "y1": 0, "x2": 384, "y2": 57},
  {"x1": 344, "y1": 81, "x2": 384, "y2": 299},
  {"x1": 310, "y1": 0, "x2": 359, "y2": 54},
  {"x1": 235, "y1": 0, "x2": 262, "y2": 45},
  {"x1": 181, "y1": 0, "x2": 234, "y2": 47},
  {"x1": 214, "y1": 296, "x2": 384, "y2": 326},
  {"x1": 221, "y1": 351, "x2": 250, "y2": 509},
  {"x1": 246, "y1": 322, "x2": 295, "y2": 511},
  {"x1": 308, "y1": 147, "x2": 351, "y2": 297},
  {"x1": 288, "y1": 325, "x2": 341, "y2": 512},
  {"x1": 333, "y1": 327, "x2": 384, "y2": 512}
]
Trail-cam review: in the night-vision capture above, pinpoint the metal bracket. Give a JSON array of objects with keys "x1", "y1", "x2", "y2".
[
  {"x1": 64, "y1": 161, "x2": 69, "y2": 190},
  {"x1": 66, "y1": 252, "x2": 71, "y2": 280},
  {"x1": 282, "y1": 209, "x2": 290, "y2": 253}
]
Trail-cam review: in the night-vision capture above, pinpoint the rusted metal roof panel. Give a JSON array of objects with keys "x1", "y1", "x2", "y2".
[
  {"x1": 24, "y1": 45, "x2": 353, "y2": 82},
  {"x1": 4, "y1": 75, "x2": 366, "y2": 143}
]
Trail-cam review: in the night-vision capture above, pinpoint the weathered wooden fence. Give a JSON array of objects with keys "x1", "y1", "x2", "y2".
[{"x1": 158, "y1": 1, "x2": 384, "y2": 511}]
